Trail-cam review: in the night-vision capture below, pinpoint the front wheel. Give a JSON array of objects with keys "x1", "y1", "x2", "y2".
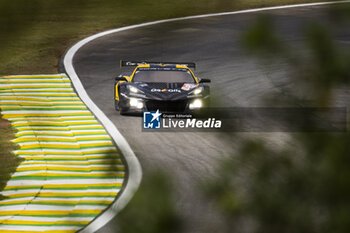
[
  {"x1": 119, "y1": 95, "x2": 130, "y2": 115},
  {"x1": 114, "y1": 100, "x2": 120, "y2": 111}
]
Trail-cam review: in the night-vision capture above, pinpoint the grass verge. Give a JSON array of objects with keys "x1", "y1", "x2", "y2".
[
  {"x1": 0, "y1": 0, "x2": 337, "y2": 75},
  {"x1": 0, "y1": 118, "x2": 22, "y2": 199}
]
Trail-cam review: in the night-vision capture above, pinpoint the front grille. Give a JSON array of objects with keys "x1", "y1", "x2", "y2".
[{"x1": 146, "y1": 100, "x2": 187, "y2": 112}]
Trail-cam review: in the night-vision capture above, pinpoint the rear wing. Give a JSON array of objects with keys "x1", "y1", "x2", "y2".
[{"x1": 120, "y1": 60, "x2": 196, "y2": 69}]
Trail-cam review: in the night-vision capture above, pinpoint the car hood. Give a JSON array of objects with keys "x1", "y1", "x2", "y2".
[{"x1": 132, "y1": 82, "x2": 200, "y2": 100}]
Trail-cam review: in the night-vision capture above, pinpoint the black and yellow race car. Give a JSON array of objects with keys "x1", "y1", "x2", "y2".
[{"x1": 114, "y1": 61, "x2": 211, "y2": 115}]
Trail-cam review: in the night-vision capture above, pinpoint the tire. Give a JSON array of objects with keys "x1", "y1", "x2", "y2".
[
  {"x1": 114, "y1": 100, "x2": 120, "y2": 111},
  {"x1": 119, "y1": 95, "x2": 130, "y2": 115},
  {"x1": 120, "y1": 106, "x2": 131, "y2": 115},
  {"x1": 120, "y1": 108, "x2": 128, "y2": 115}
]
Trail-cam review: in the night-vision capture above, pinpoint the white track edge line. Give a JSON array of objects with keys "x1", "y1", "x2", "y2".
[{"x1": 63, "y1": 1, "x2": 350, "y2": 232}]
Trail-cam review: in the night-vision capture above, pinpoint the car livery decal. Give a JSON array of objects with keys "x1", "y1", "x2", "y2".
[
  {"x1": 181, "y1": 83, "x2": 198, "y2": 91},
  {"x1": 151, "y1": 88, "x2": 181, "y2": 93}
]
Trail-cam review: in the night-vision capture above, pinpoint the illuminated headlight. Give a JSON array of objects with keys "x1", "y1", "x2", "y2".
[
  {"x1": 137, "y1": 102, "x2": 144, "y2": 109},
  {"x1": 190, "y1": 87, "x2": 203, "y2": 95},
  {"x1": 189, "y1": 99, "x2": 203, "y2": 110},
  {"x1": 128, "y1": 86, "x2": 141, "y2": 93},
  {"x1": 129, "y1": 98, "x2": 144, "y2": 109}
]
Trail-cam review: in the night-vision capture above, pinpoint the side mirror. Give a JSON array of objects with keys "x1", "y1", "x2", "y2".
[
  {"x1": 199, "y1": 78, "x2": 211, "y2": 83},
  {"x1": 115, "y1": 76, "x2": 128, "y2": 82}
]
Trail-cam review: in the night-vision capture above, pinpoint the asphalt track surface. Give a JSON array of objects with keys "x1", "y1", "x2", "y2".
[{"x1": 68, "y1": 5, "x2": 350, "y2": 233}]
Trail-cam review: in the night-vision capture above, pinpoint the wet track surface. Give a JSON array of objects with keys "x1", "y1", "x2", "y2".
[{"x1": 65, "y1": 5, "x2": 350, "y2": 233}]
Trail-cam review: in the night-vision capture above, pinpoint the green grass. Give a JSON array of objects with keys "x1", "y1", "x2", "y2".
[
  {"x1": 0, "y1": 0, "x2": 336, "y2": 75},
  {"x1": 0, "y1": 118, "x2": 22, "y2": 200}
]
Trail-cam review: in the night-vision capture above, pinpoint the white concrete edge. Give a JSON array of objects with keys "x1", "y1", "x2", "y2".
[
  {"x1": 63, "y1": 0, "x2": 350, "y2": 232},
  {"x1": 63, "y1": 45, "x2": 142, "y2": 233}
]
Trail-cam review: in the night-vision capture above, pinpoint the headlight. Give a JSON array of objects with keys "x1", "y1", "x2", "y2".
[
  {"x1": 128, "y1": 86, "x2": 141, "y2": 93},
  {"x1": 127, "y1": 85, "x2": 146, "y2": 98},
  {"x1": 129, "y1": 98, "x2": 144, "y2": 109},
  {"x1": 190, "y1": 87, "x2": 203, "y2": 95},
  {"x1": 189, "y1": 99, "x2": 202, "y2": 110}
]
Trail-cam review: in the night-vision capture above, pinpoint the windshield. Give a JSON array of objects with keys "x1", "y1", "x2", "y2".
[{"x1": 132, "y1": 69, "x2": 195, "y2": 83}]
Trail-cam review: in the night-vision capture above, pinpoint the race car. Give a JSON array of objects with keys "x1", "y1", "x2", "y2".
[{"x1": 114, "y1": 61, "x2": 211, "y2": 115}]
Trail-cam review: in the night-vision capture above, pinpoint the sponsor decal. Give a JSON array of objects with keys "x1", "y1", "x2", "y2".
[
  {"x1": 143, "y1": 110, "x2": 162, "y2": 129},
  {"x1": 181, "y1": 83, "x2": 198, "y2": 91},
  {"x1": 151, "y1": 88, "x2": 181, "y2": 93},
  {"x1": 126, "y1": 61, "x2": 138, "y2": 66}
]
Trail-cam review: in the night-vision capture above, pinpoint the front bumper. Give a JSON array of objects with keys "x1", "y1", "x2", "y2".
[
  {"x1": 145, "y1": 99, "x2": 188, "y2": 112},
  {"x1": 121, "y1": 96, "x2": 207, "y2": 114}
]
